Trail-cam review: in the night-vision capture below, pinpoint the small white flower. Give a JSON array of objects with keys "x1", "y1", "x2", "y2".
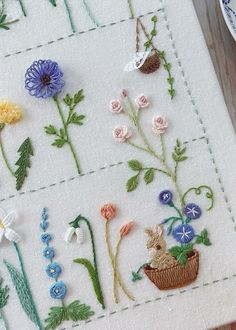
[
  {"x1": 0, "y1": 209, "x2": 21, "y2": 244},
  {"x1": 64, "y1": 226, "x2": 84, "y2": 244}
]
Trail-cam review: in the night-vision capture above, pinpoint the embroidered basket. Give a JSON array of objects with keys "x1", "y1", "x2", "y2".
[
  {"x1": 139, "y1": 53, "x2": 160, "y2": 74},
  {"x1": 144, "y1": 250, "x2": 199, "y2": 290}
]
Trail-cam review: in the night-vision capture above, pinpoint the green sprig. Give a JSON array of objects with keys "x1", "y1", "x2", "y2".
[
  {"x1": 169, "y1": 244, "x2": 193, "y2": 266},
  {"x1": 195, "y1": 229, "x2": 211, "y2": 246}
]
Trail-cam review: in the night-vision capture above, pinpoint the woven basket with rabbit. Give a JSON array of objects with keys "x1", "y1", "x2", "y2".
[{"x1": 132, "y1": 190, "x2": 212, "y2": 290}]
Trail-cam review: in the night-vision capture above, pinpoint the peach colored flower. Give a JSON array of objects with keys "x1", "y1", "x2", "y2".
[
  {"x1": 135, "y1": 94, "x2": 149, "y2": 108},
  {"x1": 100, "y1": 204, "x2": 117, "y2": 221},
  {"x1": 152, "y1": 116, "x2": 168, "y2": 135},
  {"x1": 120, "y1": 221, "x2": 134, "y2": 237},
  {"x1": 113, "y1": 126, "x2": 132, "y2": 142},
  {"x1": 110, "y1": 100, "x2": 123, "y2": 113}
]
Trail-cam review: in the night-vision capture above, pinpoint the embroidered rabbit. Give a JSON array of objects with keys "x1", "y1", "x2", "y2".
[{"x1": 145, "y1": 224, "x2": 177, "y2": 270}]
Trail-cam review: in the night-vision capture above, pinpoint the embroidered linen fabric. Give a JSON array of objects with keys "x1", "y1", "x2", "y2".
[{"x1": 1, "y1": 0, "x2": 236, "y2": 329}]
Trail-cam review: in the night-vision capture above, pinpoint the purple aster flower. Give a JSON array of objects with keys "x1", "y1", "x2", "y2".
[
  {"x1": 46, "y1": 262, "x2": 62, "y2": 279},
  {"x1": 173, "y1": 224, "x2": 195, "y2": 244},
  {"x1": 183, "y1": 203, "x2": 202, "y2": 220},
  {"x1": 158, "y1": 190, "x2": 173, "y2": 205},
  {"x1": 50, "y1": 281, "x2": 67, "y2": 299},
  {"x1": 25, "y1": 60, "x2": 65, "y2": 98}
]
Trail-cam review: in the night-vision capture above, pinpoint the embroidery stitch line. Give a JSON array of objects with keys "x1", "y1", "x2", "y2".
[
  {"x1": 158, "y1": 0, "x2": 236, "y2": 230},
  {"x1": 2, "y1": 10, "x2": 162, "y2": 59},
  {"x1": 0, "y1": 136, "x2": 206, "y2": 203},
  {"x1": 61, "y1": 273, "x2": 236, "y2": 329}
]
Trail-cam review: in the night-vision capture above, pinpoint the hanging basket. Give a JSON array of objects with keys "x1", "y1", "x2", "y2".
[
  {"x1": 138, "y1": 53, "x2": 161, "y2": 74},
  {"x1": 144, "y1": 250, "x2": 199, "y2": 290}
]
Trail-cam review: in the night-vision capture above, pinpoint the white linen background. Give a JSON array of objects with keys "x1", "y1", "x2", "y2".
[{"x1": 0, "y1": 1, "x2": 236, "y2": 330}]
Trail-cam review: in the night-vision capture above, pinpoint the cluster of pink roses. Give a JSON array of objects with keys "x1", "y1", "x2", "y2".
[{"x1": 109, "y1": 91, "x2": 168, "y2": 143}]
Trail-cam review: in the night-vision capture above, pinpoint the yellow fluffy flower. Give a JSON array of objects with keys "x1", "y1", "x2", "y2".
[{"x1": 0, "y1": 100, "x2": 22, "y2": 124}]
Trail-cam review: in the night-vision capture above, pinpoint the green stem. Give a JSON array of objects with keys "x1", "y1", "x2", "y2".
[
  {"x1": 63, "y1": 0, "x2": 76, "y2": 33},
  {"x1": 0, "y1": 309, "x2": 9, "y2": 330},
  {"x1": 76, "y1": 216, "x2": 105, "y2": 309},
  {"x1": 0, "y1": 128, "x2": 15, "y2": 177},
  {"x1": 142, "y1": 167, "x2": 171, "y2": 177},
  {"x1": 13, "y1": 243, "x2": 42, "y2": 330},
  {"x1": 127, "y1": 0, "x2": 135, "y2": 18},
  {"x1": 18, "y1": 0, "x2": 26, "y2": 16},
  {"x1": 53, "y1": 95, "x2": 81, "y2": 174}
]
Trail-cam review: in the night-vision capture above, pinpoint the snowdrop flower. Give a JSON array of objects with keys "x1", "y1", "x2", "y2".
[
  {"x1": 64, "y1": 226, "x2": 84, "y2": 244},
  {"x1": 0, "y1": 209, "x2": 21, "y2": 244}
]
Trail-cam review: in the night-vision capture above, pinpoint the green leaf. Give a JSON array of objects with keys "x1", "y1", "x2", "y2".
[
  {"x1": 201, "y1": 229, "x2": 208, "y2": 239},
  {"x1": 126, "y1": 175, "x2": 139, "y2": 192},
  {"x1": 151, "y1": 15, "x2": 158, "y2": 22},
  {"x1": 45, "y1": 125, "x2": 57, "y2": 135},
  {"x1": 144, "y1": 41, "x2": 151, "y2": 49},
  {"x1": 195, "y1": 236, "x2": 203, "y2": 244},
  {"x1": 49, "y1": 0, "x2": 57, "y2": 7},
  {"x1": 4, "y1": 259, "x2": 39, "y2": 325},
  {"x1": 0, "y1": 15, "x2": 6, "y2": 24},
  {"x1": 74, "y1": 89, "x2": 84, "y2": 104},
  {"x1": 164, "y1": 63, "x2": 171, "y2": 71},
  {"x1": 74, "y1": 258, "x2": 104, "y2": 307},
  {"x1": 63, "y1": 93, "x2": 73, "y2": 106},
  {"x1": 169, "y1": 244, "x2": 193, "y2": 266},
  {"x1": 169, "y1": 246, "x2": 182, "y2": 257},
  {"x1": 59, "y1": 128, "x2": 65, "y2": 139},
  {"x1": 203, "y1": 238, "x2": 212, "y2": 246},
  {"x1": 172, "y1": 139, "x2": 187, "y2": 163},
  {"x1": 69, "y1": 113, "x2": 85, "y2": 125},
  {"x1": 128, "y1": 160, "x2": 142, "y2": 171},
  {"x1": 66, "y1": 300, "x2": 94, "y2": 321},
  {"x1": 15, "y1": 138, "x2": 33, "y2": 191},
  {"x1": 52, "y1": 139, "x2": 66, "y2": 148},
  {"x1": 0, "y1": 278, "x2": 9, "y2": 309},
  {"x1": 45, "y1": 306, "x2": 65, "y2": 330},
  {"x1": 144, "y1": 168, "x2": 154, "y2": 184},
  {"x1": 131, "y1": 271, "x2": 142, "y2": 282},
  {"x1": 151, "y1": 29, "x2": 157, "y2": 37}
]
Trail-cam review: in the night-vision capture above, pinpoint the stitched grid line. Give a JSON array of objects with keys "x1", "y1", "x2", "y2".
[
  {"x1": 59, "y1": 273, "x2": 236, "y2": 329},
  {"x1": 159, "y1": 0, "x2": 236, "y2": 230},
  {"x1": 1, "y1": 9, "x2": 161, "y2": 60},
  {"x1": 0, "y1": 136, "x2": 206, "y2": 204}
]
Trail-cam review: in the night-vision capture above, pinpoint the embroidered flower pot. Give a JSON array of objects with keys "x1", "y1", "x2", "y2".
[
  {"x1": 139, "y1": 53, "x2": 160, "y2": 74},
  {"x1": 144, "y1": 249, "x2": 199, "y2": 290}
]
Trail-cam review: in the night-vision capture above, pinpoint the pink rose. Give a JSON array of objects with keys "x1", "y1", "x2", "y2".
[
  {"x1": 113, "y1": 126, "x2": 132, "y2": 142},
  {"x1": 135, "y1": 94, "x2": 149, "y2": 108},
  {"x1": 110, "y1": 100, "x2": 123, "y2": 113},
  {"x1": 152, "y1": 116, "x2": 168, "y2": 134},
  {"x1": 120, "y1": 89, "x2": 128, "y2": 97}
]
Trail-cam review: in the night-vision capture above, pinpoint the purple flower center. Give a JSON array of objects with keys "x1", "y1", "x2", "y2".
[{"x1": 41, "y1": 74, "x2": 51, "y2": 85}]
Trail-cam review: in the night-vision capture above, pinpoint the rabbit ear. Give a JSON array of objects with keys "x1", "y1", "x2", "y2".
[
  {"x1": 156, "y1": 225, "x2": 163, "y2": 237},
  {"x1": 144, "y1": 228, "x2": 154, "y2": 237}
]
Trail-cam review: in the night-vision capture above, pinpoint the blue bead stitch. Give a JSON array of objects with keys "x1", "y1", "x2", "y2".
[
  {"x1": 43, "y1": 246, "x2": 55, "y2": 259},
  {"x1": 46, "y1": 262, "x2": 62, "y2": 279},
  {"x1": 50, "y1": 281, "x2": 67, "y2": 299},
  {"x1": 41, "y1": 233, "x2": 52, "y2": 244}
]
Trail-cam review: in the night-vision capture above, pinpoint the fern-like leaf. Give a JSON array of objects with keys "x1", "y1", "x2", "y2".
[
  {"x1": 15, "y1": 137, "x2": 33, "y2": 190},
  {"x1": 49, "y1": 0, "x2": 57, "y2": 6},
  {"x1": 66, "y1": 300, "x2": 94, "y2": 321},
  {"x1": 45, "y1": 306, "x2": 66, "y2": 330},
  {"x1": 3, "y1": 259, "x2": 39, "y2": 325}
]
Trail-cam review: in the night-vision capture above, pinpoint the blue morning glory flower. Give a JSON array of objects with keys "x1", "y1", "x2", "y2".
[
  {"x1": 41, "y1": 233, "x2": 52, "y2": 244},
  {"x1": 173, "y1": 224, "x2": 195, "y2": 244},
  {"x1": 46, "y1": 262, "x2": 62, "y2": 279},
  {"x1": 159, "y1": 190, "x2": 173, "y2": 205},
  {"x1": 50, "y1": 281, "x2": 67, "y2": 299},
  {"x1": 223, "y1": 0, "x2": 230, "y2": 5},
  {"x1": 183, "y1": 203, "x2": 202, "y2": 220},
  {"x1": 43, "y1": 246, "x2": 55, "y2": 259},
  {"x1": 25, "y1": 60, "x2": 65, "y2": 98}
]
